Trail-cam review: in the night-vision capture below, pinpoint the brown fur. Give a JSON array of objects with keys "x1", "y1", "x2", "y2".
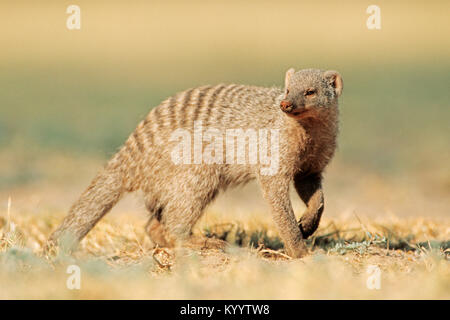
[{"x1": 47, "y1": 68, "x2": 343, "y2": 258}]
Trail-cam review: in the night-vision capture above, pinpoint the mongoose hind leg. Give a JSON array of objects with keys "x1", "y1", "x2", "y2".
[
  {"x1": 145, "y1": 216, "x2": 174, "y2": 248},
  {"x1": 144, "y1": 196, "x2": 175, "y2": 247},
  {"x1": 154, "y1": 181, "x2": 221, "y2": 250},
  {"x1": 161, "y1": 201, "x2": 210, "y2": 247},
  {"x1": 146, "y1": 216, "x2": 227, "y2": 251}
]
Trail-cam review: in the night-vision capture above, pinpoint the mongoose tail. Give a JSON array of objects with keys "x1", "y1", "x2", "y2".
[{"x1": 47, "y1": 135, "x2": 141, "y2": 251}]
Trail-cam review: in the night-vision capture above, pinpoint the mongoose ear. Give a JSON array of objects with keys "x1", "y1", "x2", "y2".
[
  {"x1": 324, "y1": 70, "x2": 343, "y2": 97},
  {"x1": 285, "y1": 68, "x2": 295, "y2": 89}
]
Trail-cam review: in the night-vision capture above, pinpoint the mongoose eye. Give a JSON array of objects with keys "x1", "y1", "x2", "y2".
[{"x1": 304, "y1": 89, "x2": 316, "y2": 97}]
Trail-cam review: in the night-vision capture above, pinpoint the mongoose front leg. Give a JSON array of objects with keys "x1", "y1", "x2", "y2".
[
  {"x1": 258, "y1": 175, "x2": 308, "y2": 258},
  {"x1": 294, "y1": 172, "x2": 324, "y2": 239}
]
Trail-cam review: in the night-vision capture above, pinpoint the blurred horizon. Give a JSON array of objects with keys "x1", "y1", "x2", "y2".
[{"x1": 0, "y1": 1, "x2": 449, "y2": 217}]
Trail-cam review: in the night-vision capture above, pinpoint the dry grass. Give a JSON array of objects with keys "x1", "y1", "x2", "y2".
[
  {"x1": 0, "y1": 155, "x2": 448, "y2": 299},
  {"x1": 0, "y1": 199, "x2": 448, "y2": 299}
]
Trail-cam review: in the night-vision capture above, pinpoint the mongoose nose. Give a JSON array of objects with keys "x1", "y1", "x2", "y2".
[{"x1": 280, "y1": 100, "x2": 293, "y2": 112}]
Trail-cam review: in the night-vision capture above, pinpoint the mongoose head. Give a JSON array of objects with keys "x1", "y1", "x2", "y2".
[{"x1": 280, "y1": 68, "x2": 343, "y2": 119}]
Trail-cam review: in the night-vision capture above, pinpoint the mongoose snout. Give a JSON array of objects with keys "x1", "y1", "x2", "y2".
[
  {"x1": 280, "y1": 99, "x2": 308, "y2": 116},
  {"x1": 280, "y1": 99, "x2": 295, "y2": 113}
]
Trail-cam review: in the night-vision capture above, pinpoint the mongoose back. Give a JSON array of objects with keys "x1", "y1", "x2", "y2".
[{"x1": 48, "y1": 68, "x2": 343, "y2": 258}]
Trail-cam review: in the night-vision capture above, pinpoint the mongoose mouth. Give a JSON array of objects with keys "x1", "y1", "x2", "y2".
[
  {"x1": 280, "y1": 101, "x2": 304, "y2": 115},
  {"x1": 291, "y1": 109, "x2": 307, "y2": 116},
  {"x1": 284, "y1": 107, "x2": 318, "y2": 119}
]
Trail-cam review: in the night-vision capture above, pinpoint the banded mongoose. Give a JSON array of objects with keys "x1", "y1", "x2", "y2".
[{"x1": 48, "y1": 68, "x2": 343, "y2": 258}]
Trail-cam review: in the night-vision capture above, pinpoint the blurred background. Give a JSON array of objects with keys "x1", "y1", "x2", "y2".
[{"x1": 0, "y1": 0, "x2": 449, "y2": 220}]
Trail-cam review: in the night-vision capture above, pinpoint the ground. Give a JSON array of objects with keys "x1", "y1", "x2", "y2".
[{"x1": 0, "y1": 160, "x2": 448, "y2": 299}]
